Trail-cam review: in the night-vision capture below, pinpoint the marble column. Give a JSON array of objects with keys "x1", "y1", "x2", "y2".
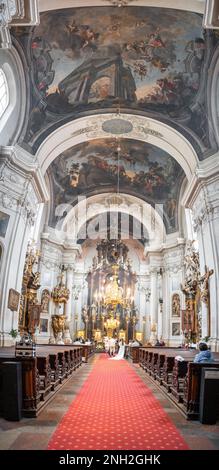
[
  {"x1": 149, "y1": 269, "x2": 158, "y2": 344},
  {"x1": 157, "y1": 272, "x2": 163, "y2": 339}
]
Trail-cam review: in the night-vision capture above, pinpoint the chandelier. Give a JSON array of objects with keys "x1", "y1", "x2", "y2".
[{"x1": 52, "y1": 269, "x2": 70, "y2": 304}]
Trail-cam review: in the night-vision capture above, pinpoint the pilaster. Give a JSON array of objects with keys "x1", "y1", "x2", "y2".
[
  {"x1": 0, "y1": 146, "x2": 48, "y2": 345},
  {"x1": 182, "y1": 154, "x2": 219, "y2": 350},
  {"x1": 0, "y1": 0, "x2": 39, "y2": 48}
]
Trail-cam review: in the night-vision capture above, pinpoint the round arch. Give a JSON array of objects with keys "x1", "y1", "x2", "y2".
[
  {"x1": 61, "y1": 192, "x2": 167, "y2": 248},
  {"x1": 39, "y1": 1, "x2": 205, "y2": 14},
  {"x1": 36, "y1": 113, "x2": 199, "y2": 181}
]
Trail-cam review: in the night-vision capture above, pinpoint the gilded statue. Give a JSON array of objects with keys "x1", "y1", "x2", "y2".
[{"x1": 51, "y1": 315, "x2": 66, "y2": 338}]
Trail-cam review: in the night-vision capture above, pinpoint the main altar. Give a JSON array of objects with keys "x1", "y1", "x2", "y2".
[{"x1": 82, "y1": 239, "x2": 138, "y2": 342}]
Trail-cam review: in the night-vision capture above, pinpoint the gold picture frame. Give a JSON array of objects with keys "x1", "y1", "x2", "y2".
[{"x1": 8, "y1": 289, "x2": 20, "y2": 311}]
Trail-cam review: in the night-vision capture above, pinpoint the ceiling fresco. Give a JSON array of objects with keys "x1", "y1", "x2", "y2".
[
  {"x1": 47, "y1": 139, "x2": 185, "y2": 233},
  {"x1": 13, "y1": 6, "x2": 219, "y2": 157}
]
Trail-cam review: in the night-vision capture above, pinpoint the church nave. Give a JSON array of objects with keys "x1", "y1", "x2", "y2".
[{"x1": 0, "y1": 353, "x2": 218, "y2": 451}]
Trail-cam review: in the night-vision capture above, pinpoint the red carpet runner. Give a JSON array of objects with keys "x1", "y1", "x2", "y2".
[{"x1": 48, "y1": 354, "x2": 189, "y2": 450}]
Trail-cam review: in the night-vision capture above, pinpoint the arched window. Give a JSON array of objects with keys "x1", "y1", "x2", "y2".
[{"x1": 0, "y1": 69, "x2": 9, "y2": 119}]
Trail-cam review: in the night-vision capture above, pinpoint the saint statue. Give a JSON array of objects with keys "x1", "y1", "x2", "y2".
[{"x1": 41, "y1": 289, "x2": 50, "y2": 313}]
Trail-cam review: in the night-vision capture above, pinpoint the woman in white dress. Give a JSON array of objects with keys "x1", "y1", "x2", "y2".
[{"x1": 110, "y1": 338, "x2": 125, "y2": 360}]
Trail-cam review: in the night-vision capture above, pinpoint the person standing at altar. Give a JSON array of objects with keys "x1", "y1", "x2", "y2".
[
  {"x1": 109, "y1": 337, "x2": 116, "y2": 356},
  {"x1": 104, "y1": 336, "x2": 110, "y2": 354}
]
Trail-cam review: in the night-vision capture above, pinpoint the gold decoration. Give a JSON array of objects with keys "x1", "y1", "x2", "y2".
[
  {"x1": 104, "y1": 312, "x2": 120, "y2": 330},
  {"x1": 18, "y1": 243, "x2": 41, "y2": 335},
  {"x1": 8, "y1": 289, "x2": 20, "y2": 311},
  {"x1": 51, "y1": 314, "x2": 66, "y2": 338},
  {"x1": 103, "y1": 265, "x2": 124, "y2": 307},
  {"x1": 52, "y1": 271, "x2": 70, "y2": 304}
]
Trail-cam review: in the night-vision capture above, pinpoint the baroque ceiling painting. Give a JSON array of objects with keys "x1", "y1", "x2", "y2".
[
  {"x1": 14, "y1": 6, "x2": 218, "y2": 157},
  {"x1": 47, "y1": 139, "x2": 185, "y2": 233}
]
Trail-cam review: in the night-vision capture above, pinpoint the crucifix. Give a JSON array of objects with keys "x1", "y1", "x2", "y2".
[{"x1": 200, "y1": 265, "x2": 214, "y2": 337}]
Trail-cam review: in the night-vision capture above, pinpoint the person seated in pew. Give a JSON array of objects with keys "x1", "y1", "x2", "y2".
[
  {"x1": 73, "y1": 337, "x2": 81, "y2": 344},
  {"x1": 130, "y1": 339, "x2": 140, "y2": 346},
  {"x1": 155, "y1": 337, "x2": 165, "y2": 347},
  {"x1": 84, "y1": 338, "x2": 91, "y2": 345},
  {"x1": 194, "y1": 342, "x2": 214, "y2": 363}
]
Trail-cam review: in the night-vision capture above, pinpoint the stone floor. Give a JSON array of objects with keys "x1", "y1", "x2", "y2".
[{"x1": 0, "y1": 355, "x2": 218, "y2": 450}]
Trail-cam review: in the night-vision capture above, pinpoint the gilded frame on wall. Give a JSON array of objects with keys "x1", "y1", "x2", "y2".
[{"x1": 8, "y1": 289, "x2": 20, "y2": 311}]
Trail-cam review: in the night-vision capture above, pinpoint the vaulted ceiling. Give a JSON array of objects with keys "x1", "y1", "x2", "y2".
[
  {"x1": 47, "y1": 138, "x2": 185, "y2": 233},
  {"x1": 13, "y1": 4, "x2": 219, "y2": 158},
  {"x1": 10, "y1": 1, "x2": 219, "y2": 238}
]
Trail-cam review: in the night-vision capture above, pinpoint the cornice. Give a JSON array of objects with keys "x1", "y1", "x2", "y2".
[
  {"x1": 0, "y1": 145, "x2": 49, "y2": 202},
  {"x1": 181, "y1": 152, "x2": 219, "y2": 209}
]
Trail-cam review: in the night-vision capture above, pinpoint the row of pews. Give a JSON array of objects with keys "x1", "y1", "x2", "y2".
[
  {"x1": 137, "y1": 347, "x2": 219, "y2": 420},
  {"x1": 0, "y1": 344, "x2": 94, "y2": 418}
]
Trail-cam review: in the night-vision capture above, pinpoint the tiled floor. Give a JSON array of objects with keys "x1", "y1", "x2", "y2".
[
  {"x1": 135, "y1": 364, "x2": 219, "y2": 450},
  {"x1": 0, "y1": 355, "x2": 218, "y2": 450}
]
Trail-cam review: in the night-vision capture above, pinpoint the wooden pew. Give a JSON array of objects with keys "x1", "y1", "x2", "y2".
[
  {"x1": 154, "y1": 350, "x2": 168, "y2": 384},
  {"x1": 138, "y1": 346, "x2": 219, "y2": 420},
  {"x1": 170, "y1": 351, "x2": 197, "y2": 402},
  {"x1": 36, "y1": 353, "x2": 52, "y2": 400},
  {"x1": 0, "y1": 344, "x2": 83, "y2": 418},
  {"x1": 128, "y1": 346, "x2": 140, "y2": 363},
  {"x1": 139, "y1": 348, "x2": 149, "y2": 370},
  {"x1": 0, "y1": 351, "x2": 41, "y2": 417},
  {"x1": 183, "y1": 357, "x2": 219, "y2": 419},
  {"x1": 79, "y1": 344, "x2": 95, "y2": 363}
]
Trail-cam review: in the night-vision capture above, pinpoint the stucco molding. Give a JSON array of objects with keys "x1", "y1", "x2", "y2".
[
  {"x1": 0, "y1": 0, "x2": 39, "y2": 48},
  {"x1": 36, "y1": 113, "x2": 198, "y2": 181},
  {"x1": 38, "y1": 0, "x2": 205, "y2": 14}
]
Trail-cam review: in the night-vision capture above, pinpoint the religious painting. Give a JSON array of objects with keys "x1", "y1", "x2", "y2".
[
  {"x1": 48, "y1": 138, "x2": 185, "y2": 233},
  {"x1": 0, "y1": 211, "x2": 10, "y2": 238},
  {"x1": 28, "y1": 304, "x2": 41, "y2": 332},
  {"x1": 88, "y1": 75, "x2": 114, "y2": 103},
  {"x1": 41, "y1": 289, "x2": 50, "y2": 313},
  {"x1": 12, "y1": 6, "x2": 218, "y2": 158},
  {"x1": 40, "y1": 318, "x2": 49, "y2": 333},
  {"x1": 8, "y1": 289, "x2": 20, "y2": 312},
  {"x1": 172, "y1": 322, "x2": 181, "y2": 336},
  {"x1": 172, "y1": 293, "x2": 180, "y2": 317}
]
